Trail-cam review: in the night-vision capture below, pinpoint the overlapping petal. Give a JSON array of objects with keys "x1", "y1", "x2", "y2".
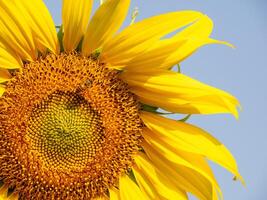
[
  {"x1": 156, "y1": 14, "x2": 233, "y2": 69},
  {"x1": 124, "y1": 15, "x2": 218, "y2": 71},
  {"x1": 94, "y1": 196, "x2": 109, "y2": 200},
  {"x1": 161, "y1": 38, "x2": 232, "y2": 70},
  {"x1": 62, "y1": 0, "x2": 93, "y2": 52},
  {"x1": 0, "y1": 183, "x2": 8, "y2": 198},
  {"x1": 0, "y1": 1, "x2": 36, "y2": 61},
  {"x1": 142, "y1": 128, "x2": 222, "y2": 198},
  {"x1": 121, "y1": 69, "x2": 239, "y2": 117},
  {"x1": 109, "y1": 188, "x2": 120, "y2": 200},
  {"x1": 141, "y1": 111, "x2": 243, "y2": 182},
  {"x1": 0, "y1": 69, "x2": 12, "y2": 83},
  {"x1": 82, "y1": 0, "x2": 130, "y2": 55},
  {"x1": 101, "y1": 11, "x2": 204, "y2": 68},
  {"x1": 0, "y1": 0, "x2": 59, "y2": 61},
  {"x1": 0, "y1": 85, "x2": 5, "y2": 97},
  {"x1": 6, "y1": 193, "x2": 19, "y2": 200},
  {"x1": 0, "y1": 42, "x2": 22, "y2": 69},
  {"x1": 0, "y1": 183, "x2": 19, "y2": 199},
  {"x1": 119, "y1": 175, "x2": 148, "y2": 200},
  {"x1": 133, "y1": 153, "x2": 188, "y2": 200},
  {"x1": 15, "y1": 0, "x2": 59, "y2": 54},
  {"x1": 142, "y1": 141, "x2": 216, "y2": 200},
  {"x1": 124, "y1": 38, "x2": 187, "y2": 71}
]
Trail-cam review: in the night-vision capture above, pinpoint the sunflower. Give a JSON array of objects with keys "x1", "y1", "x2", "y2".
[{"x1": 0, "y1": 0, "x2": 243, "y2": 199}]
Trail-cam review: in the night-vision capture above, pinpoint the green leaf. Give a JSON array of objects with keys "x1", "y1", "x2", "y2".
[
  {"x1": 177, "y1": 63, "x2": 181, "y2": 73},
  {"x1": 57, "y1": 25, "x2": 64, "y2": 52},
  {"x1": 178, "y1": 114, "x2": 191, "y2": 122},
  {"x1": 142, "y1": 104, "x2": 158, "y2": 113},
  {"x1": 76, "y1": 37, "x2": 84, "y2": 52},
  {"x1": 141, "y1": 104, "x2": 175, "y2": 115},
  {"x1": 128, "y1": 169, "x2": 138, "y2": 184}
]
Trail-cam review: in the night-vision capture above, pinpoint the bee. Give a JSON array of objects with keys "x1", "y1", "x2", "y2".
[{"x1": 77, "y1": 79, "x2": 92, "y2": 92}]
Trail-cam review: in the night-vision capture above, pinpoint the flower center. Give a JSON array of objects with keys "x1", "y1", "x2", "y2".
[
  {"x1": 0, "y1": 52, "x2": 142, "y2": 199},
  {"x1": 27, "y1": 91, "x2": 104, "y2": 171}
]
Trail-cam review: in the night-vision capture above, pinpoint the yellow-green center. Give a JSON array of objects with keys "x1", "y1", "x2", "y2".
[{"x1": 26, "y1": 91, "x2": 104, "y2": 171}]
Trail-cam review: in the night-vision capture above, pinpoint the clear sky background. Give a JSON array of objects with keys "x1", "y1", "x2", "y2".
[{"x1": 44, "y1": 0, "x2": 267, "y2": 199}]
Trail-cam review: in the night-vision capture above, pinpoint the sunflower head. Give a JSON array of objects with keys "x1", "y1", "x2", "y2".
[
  {"x1": 0, "y1": 0, "x2": 242, "y2": 199},
  {"x1": 0, "y1": 52, "x2": 143, "y2": 198}
]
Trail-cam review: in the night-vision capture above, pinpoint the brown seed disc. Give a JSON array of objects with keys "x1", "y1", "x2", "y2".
[{"x1": 0, "y1": 52, "x2": 142, "y2": 199}]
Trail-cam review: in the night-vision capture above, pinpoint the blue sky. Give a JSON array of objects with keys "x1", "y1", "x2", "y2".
[{"x1": 44, "y1": 0, "x2": 267, "y2": 199}]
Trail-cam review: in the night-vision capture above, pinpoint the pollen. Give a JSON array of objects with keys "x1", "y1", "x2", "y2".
[{"x1": 0, "y1": 52, "x2": 142, "y2": 199}]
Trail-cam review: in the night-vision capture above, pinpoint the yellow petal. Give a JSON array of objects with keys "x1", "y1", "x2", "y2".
[
  {"x1": 119, "y1": 174, "x2": 148, "y2": 200},
  {"x1": 133, "y1": 153, "x2": 188, "y2": 200},
  {"x1": 0, "y1": 85, "x2": 5, "y2": 97},
  {"x1": 63, "y1": 0, "x2": 93, "y2": 52},
  {"x1": 121, "y1": 69, "x2": 239, "y2": 117},
  {"x1": 0, "y1": 184, "x2": 18, "y2": 200},
  {"x1": 0, "y1": 42, "x2": 22, "y2": 69},
  {"x1": 101, "y1": 11, "x2": 204, "y2": 67},
  {"x1": 157, "y1": 37, "x2": 233, "y2": 70},
  {"x1": 157, "y1": 14, "x2": 233, "y2": 69},
  {"x1": 142, "y1": 127, "x2": 222, "y2": 198},
  {"x1": 0, "y1": 184, "x2": 9, "y2": 199},
  {"x1": 0, "y1": 1, "x2": 36, "y2": 61},
  {"x1": 15, "y1": 0, "x2": 59, "y2": 54},
  {"x1": 124, "y1": 38, "x2": 232, "y2": 71},
  {"x1": 124, "y1": 38, "x2": 187, "y2": 71},
  {"x1": 142, "y1": 140, "x2": 216, "y2": 200},
  {"x1": 122, "y1": 15, "x2": 233, "y2": 71},
  {"x1": 7, "y1": 193, "x2": 19, "y2": 200},
  {"x1": 109, "y1": 187, "x2": 120, "y2": 200},
  {"x1": 11, "y1": 195, "x2": 19, "y2": 200},
  {"x1": 141, "y1": 111, "x2": 243, "y2": 183},
  {"x1": 0, "y1": 69, "x2": 12, "y2": 83},
  {"x1": 94, "y1": 195, "x2": 109, "y2": 200},
  {"x1": 124, "y1": 15, "x2": 214, "y2": 71},
  {"x1": 82, "y1": 0, "x2": 130, "y2": 55},
  {"x1": 175, "y1": 14, "x2": 213, "y2": 38}
]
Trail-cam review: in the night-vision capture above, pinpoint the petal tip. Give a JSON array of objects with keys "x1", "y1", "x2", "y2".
[{"x1": 233, "y1": 174, "x2": 246, "y2": 186}]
